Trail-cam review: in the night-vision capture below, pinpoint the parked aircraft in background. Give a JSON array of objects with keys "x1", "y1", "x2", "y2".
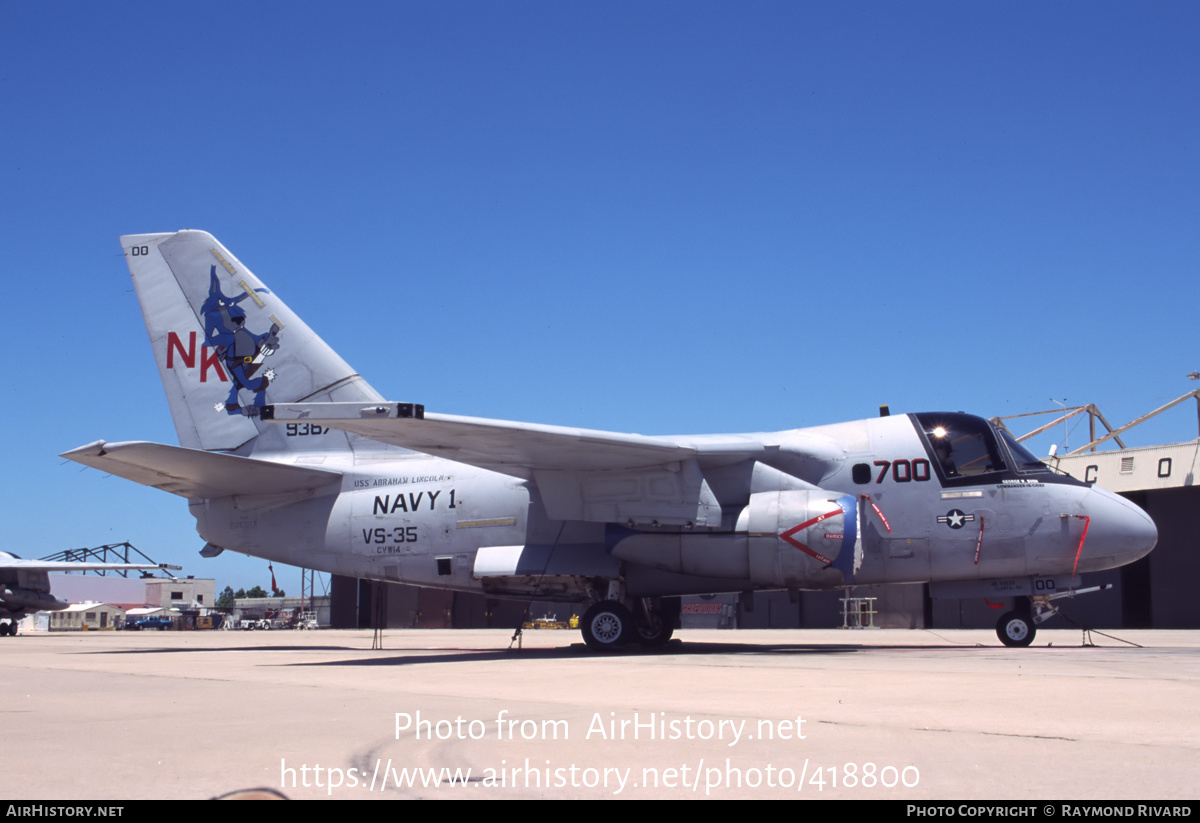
[
  {"x1": 62, "y1": 231, "x2": 1157, "y2": 648},
  {"x1": 0, "y1": 552, "x2": 179, "y2": 635}
]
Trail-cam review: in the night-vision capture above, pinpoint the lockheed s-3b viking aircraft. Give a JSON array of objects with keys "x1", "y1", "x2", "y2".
[{"x1": 62, "y1": 231, "x2": 1158, "y2": 649}]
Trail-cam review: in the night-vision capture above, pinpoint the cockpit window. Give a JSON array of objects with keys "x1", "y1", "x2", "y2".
[
  {"x1": 911, "y1": 411, "x2": 1083, "y2": 488},
  {"x1": 914, "y1": 412, "x2": 1006, "y2": 479},
  {"x1": 997, "y1": 428, "x2": 1050, "y2": 474}
]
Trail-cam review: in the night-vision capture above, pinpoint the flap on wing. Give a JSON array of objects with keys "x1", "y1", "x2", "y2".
[
  {"x1": 60, "y1": 440, "x2": 342, "y2": 499},
  {"x1": 263, "y1": 402, "x2": 764, "y2": 478}
]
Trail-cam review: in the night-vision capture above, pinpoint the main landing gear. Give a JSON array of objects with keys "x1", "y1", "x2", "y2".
[
  {"x1": 994, "y1": 585, "x2": 1113, "y2": 647},
  {"x1": 0, "y1": 619, "x2": 19, "y2": 637},
  {"x1": 580, "y1": 598, "x2": 676, "y2": 650}
]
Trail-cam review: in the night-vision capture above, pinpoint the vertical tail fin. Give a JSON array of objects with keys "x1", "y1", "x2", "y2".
[{"x1": 123, "y1": 230, "x2": 381, "y2": 453}]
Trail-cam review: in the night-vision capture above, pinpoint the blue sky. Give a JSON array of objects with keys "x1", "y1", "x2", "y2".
[{"x1": 2, "y1": 1, "x2": 1197, "y2": 593}]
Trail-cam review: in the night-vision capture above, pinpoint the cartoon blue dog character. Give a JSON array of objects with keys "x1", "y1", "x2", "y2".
[{"x1": 201, "y1": 266, "x2": 281, "y2": 416}]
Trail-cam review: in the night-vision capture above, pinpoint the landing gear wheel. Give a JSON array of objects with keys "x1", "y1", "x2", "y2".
[
  {"x1": 635, "y1": 612, "x2": 674, "y2": 647},
  {"x1": 996, "y1": 611, "x2": 1035, "y2": 647},
  {"x1": 581, "y1": 602, "x2": 634, "y2": 650}
]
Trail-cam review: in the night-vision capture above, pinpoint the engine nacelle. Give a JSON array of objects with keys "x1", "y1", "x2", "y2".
[
  {"x1": 610, "y1": 489, "x2": 861, "y2": 589},
  {"x1": 1, "y1": 586, "x2": 68, "y2": 613}
]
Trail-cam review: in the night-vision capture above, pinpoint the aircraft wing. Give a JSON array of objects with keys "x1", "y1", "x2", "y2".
[
  {"x1": 0, "y1": 552, "x2": 181, "y2": 618},
  {"x1": 61, "y1": 440, "x2": 343, "y2": 499},
  {"x1": 264, "y1": 402, "x2": 775, "y2": 527},
  {"x1": 0, "y1": 557, "x2": 180, "y2": 573},
  {"x1": 264, "y1": 402, "x2": 767, "y2": 474}
]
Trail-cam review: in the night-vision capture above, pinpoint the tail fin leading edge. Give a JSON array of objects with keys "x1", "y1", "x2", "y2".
[{"x1": 123, "y1": 231, "x2": 381, "y2": 453}]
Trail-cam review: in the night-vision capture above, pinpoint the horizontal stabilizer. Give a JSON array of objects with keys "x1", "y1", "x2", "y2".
[{"x1": 61, "y1": 440, "x2": 342, "y2": 499}]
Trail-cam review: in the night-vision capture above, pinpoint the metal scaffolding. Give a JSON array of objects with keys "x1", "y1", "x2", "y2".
[
  {"x1": 39, "y1": 542, "x2": 175, "y2": 577},
  {"x1": 992, "y1": 388, "x2": 1200, "y2": 455}
]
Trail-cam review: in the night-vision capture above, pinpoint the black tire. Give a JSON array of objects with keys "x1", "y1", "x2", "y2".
[
  {"x1": 635, "y1": 612, "x2": 674, "y2": 647},
  {"x1": 581, "y1": 602, "x2": 634, "y2": 649},
  {"x1": 996, "y1": 610, "x2": 1035, "y2": 647}
]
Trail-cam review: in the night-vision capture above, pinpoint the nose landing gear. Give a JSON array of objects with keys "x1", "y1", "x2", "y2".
[
  {"x1": 994, "y1": 584, "x2": 1113, "y2": 647},
  {"x1": 996, "y1": 606, "x2": 1034, "y2": 647}
]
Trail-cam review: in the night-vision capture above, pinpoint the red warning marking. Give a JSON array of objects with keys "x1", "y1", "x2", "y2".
[
  {"x1": 973, "y1": 515, "x2": 985, "y2": 565},
  {"x1": 779, "y1": 508, "x2": 842, "y2": 565},
  {"x1": 866, "y1": 497, "x2": 892, "y2": 533},
  {"x1": 1071, "y1": 515, "x2": 1090, "y2": 575}
]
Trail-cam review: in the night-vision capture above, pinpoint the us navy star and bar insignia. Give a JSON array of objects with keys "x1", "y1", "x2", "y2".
[{"x1": 937, "y1": 509, "x2": 976, "y2": 529}]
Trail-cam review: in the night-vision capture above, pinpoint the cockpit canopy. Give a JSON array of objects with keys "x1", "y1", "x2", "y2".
[{"x1": 912, "y1": 412, "x2": 1073, "y2": 486}]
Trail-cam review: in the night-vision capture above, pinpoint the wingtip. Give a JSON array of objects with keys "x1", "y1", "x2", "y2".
[{"x1": 61, "y1": 440, "x2": 107, "y2": 460}]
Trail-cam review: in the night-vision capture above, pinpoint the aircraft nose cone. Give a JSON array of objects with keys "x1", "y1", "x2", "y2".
[{"x1": 1079, "y1": 487, "x2": 1157, "y2": 571}]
